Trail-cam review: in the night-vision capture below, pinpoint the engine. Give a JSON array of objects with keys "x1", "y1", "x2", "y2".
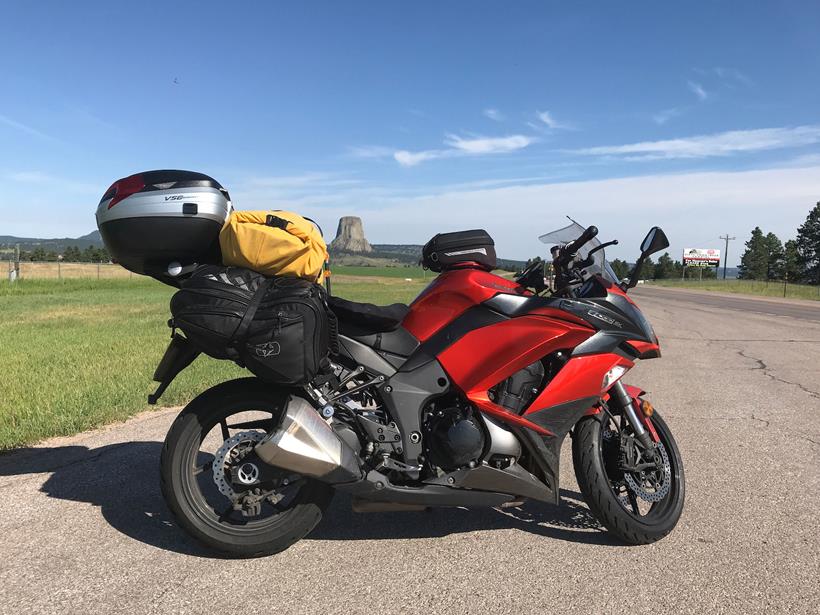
[
  {"x1": 492, "y1": 360, "x2": 545, "y2": 413},
  {"x1": 490, "y1": 353, "x2": 568, "y2": 414},
  {"x1": 423, "y1": 405, "x2": 485, "y2": 472}
]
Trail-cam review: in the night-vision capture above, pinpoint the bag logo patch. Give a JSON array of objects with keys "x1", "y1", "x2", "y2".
[
  {"x1": 252, "y1": 341, "x2": 281, "y2": 357},
  {"x1": 443, "y1": 248, "x2": 487, "y2": 257}
]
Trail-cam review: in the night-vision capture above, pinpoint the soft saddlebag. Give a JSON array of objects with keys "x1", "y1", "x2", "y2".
[
  {"x1": 169, "y1": 265, "x2": 334, "y2": 384},
  {"x1": 421, "y1": 229, "x2": 496, "y2": 272}
]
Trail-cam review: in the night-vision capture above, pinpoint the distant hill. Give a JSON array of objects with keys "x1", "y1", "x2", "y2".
[
  {"x1": 2, "y1": 230, "x2": 529, "y2": 271},
  {"x1": 0, "y1": 230, "x2": 103, "y2": 252},
  {"x1": 331, "y1": 243, "x2": 525, "y2": 272}
]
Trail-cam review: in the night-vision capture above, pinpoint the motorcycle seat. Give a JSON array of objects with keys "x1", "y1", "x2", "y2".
[{"x1": 328, "y1": 295, "x2": 410, "y2": 336}]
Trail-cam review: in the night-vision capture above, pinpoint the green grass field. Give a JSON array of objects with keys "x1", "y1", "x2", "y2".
[
  {"x1": 332, "y1": 265, "x2": 428, "y2": 278},
  {"x1": 646, "y1": 279, "x2": 820, "y2": 301},
  {"x1": 0, "y1": 272, "x2": 427, "y2": 450}
]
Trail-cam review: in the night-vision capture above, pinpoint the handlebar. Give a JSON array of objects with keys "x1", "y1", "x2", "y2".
[
  {"x1": 555, "y1": 225, "x2": 598, "y2": 265},
  {"x1": 565, "y1": 225, "x2": 598, "y2": 254}
]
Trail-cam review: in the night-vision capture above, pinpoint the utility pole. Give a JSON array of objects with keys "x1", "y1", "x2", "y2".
[{"x1": 719, "y1": 234, "x2": 736, "y2": 280}]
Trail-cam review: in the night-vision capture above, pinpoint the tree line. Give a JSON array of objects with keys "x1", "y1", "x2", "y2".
[
  {"x1": 606, "y1": 201, "x2": 820, "y2": 283},
  {"x1": 4, "y1": 245, "x2": 111, "y2": 263},
  {"x1": 737, "y1": 202, "x2": 819, "y2": 283},
  {"x1": 608, "y1": 254, "x2": 718, "y2": 281}
]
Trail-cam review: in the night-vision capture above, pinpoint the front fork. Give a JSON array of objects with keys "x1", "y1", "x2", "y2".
[{"x1": 609, "y1": 381, "x2": 655, "y2": 449}]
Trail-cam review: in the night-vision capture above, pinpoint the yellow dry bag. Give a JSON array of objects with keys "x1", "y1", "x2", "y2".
[{"x1": 219, "y1": 210, "x2": 328, "y2": 280}]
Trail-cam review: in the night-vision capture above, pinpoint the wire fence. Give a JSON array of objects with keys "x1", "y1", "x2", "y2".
[{"x1": 6, "y1": 261, "x2": 133, "y2": 280}]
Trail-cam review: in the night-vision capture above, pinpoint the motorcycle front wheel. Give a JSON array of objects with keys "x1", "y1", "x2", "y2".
[
  {"x1": 572, "y1": 408, "x2": 685, "y2": 544},
  {"x1": 160, "y1": 378, "x2": 333, "y2": 558}
]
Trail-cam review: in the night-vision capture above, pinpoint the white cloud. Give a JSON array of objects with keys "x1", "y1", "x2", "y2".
[
  {"x1": 483, "y1": 108, "x2": 504, "y2": 121},
  {"x1": 240, "y1": 164, "x2": 819, "y2": 263},
  {"x1": 652, "y1": 107, "x2": 683, "y2": 125},
  {"x1": 8, "y1": 163, "x2": 819, "y2": 262},
  {"x1": 0, "y1": 114, "x2": 56, "y2": 141},
  {"x1": 785, "y1": 152, "x2": 820, "y2": 167},
  {"x1": 714, "y1": 67, "x2": 752, "y2": 86},
  {"x1": 393, "y1": 134, "x2": 534, "y2": 167},
  {"x1": 401, "y1": 166, "x2": 820, "y2": 261},
  {"x1": 687, "y1": 80, "x2": 708, "y2": 101},
  {"x1": 7, "y1": 171, "x2": 55, "y2": 183},
  {"x1": 394, "y1": 149, "x2": 449, "y2": 166},
  {"x1": 347, "y1": 145, "x2": 395, "y2": 159},
  {"x1": 537, "y1": 110, "x2": 571, "y2": 129},
  {"x1": 444, "y1": 134, "x2": 532, "y2": 154},
  {"x1": 247, "y1": 173, "x2": 361, "y2": 189},
  {"x1": 695, "y1": 66, "x2": 753, "y2": 87},
  {"x1": 4, "y1": 170, "x2": 99, "y2": 193},
  {"x1": 574, "y1": 125, "x2": 820, "y2": 160}
]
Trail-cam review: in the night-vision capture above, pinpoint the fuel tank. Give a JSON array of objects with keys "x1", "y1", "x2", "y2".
[{"x1": 402, "y1": 268, "x2": 526, "y2": 341}]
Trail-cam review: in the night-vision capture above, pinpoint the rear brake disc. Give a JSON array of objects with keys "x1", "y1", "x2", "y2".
[{"x1": 212, "y1": 431, "x2": 266, "y2": 501}]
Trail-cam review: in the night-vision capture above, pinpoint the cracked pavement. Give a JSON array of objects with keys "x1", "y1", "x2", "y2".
[{"x1": 0, "y1": 286, "x2": 818, "y2": 614}]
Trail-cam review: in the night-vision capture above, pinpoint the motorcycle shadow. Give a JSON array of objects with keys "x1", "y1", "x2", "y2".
[
  {"x1": 0, "y1": 441, "x2": 211, "y2": 558},
  {"x1": 311, "y1": 490, "x2": 616, "y2": 546},
  {"x1": 0, "y1": 441, "x2": 617, "y2": 558}
]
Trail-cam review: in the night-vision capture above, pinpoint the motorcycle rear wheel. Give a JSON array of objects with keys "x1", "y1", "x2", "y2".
[
  {"x1": 572, "y1": 408, "x2": 684, "y2": 544},
  {"x1": 160, "y1": 378, "x2": 333, "y2": 558}
]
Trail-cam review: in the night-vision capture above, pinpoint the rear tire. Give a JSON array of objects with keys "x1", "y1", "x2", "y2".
[
  {"x1": 572, "y1": 409, "x2": 684, "y2": 545},
  {"x1": 160, "y1": 378, "x2": 333, "y2": 558}
]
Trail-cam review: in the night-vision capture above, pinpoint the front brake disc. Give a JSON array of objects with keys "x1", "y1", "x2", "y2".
[{"x1": 623, "y1": 441, "x2": 671, "y2": 503}]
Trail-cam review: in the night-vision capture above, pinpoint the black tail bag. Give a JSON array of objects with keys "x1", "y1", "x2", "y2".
[
  {"x1": 170, "y1": 265, "x2": 334, "y2": 385},
  {"x1": 421, "y1": 229, "x2": 496, "y2": 272}
]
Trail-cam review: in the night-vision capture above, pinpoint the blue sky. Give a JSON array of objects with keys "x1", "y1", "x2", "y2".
[{"x1": 1, "y1": 1, "x2": 819, "y2": 264}]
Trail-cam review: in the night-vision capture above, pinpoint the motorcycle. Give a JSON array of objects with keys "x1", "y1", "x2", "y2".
[{"x1": 158, "y1": 221, "x2": 684, "y2": 556}]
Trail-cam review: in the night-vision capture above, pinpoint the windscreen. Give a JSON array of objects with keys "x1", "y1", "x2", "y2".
[{"x1": 539, "y1": 221, "x2": 621, "y2": 285}]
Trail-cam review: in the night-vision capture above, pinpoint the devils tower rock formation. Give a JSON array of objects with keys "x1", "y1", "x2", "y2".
[{"x1": 330, "y1": 216, "x2": 373, "y2": 253}]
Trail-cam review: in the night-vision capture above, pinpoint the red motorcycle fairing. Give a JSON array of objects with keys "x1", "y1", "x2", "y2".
[
  {"x1": 620, "y1": 384, "x2": 660, "y2": 443},
  {"x1": 403, "y1": 268, "x2": 653, "y2": 433},
  {"x1": 437, "y1": 314, "x2": 595, "y2": 435},
  {"x1": 395, "y1": 266, "x2": 662, "y2": 495},
  {"x1": 403, "y1": 267, "x2": 526, "y2": 341},
  {"x1": 524, "y1": 353, "x2": 634, "y2": 418}
]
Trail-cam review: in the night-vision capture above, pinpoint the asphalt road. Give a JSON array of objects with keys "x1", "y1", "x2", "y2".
[
  {"x1": 1, "y1": 287, "x2": 818, "y2": 614},
  {"x1": 632, "y1": 285, "x2": 820, "y2": 323}
]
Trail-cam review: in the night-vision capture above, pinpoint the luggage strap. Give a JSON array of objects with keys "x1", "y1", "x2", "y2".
[
  {"x1": 265, "y1": 214, "x2": 289, "y2": 230},
  {"x1": 231, "y1": 278, "x2": 274, "y2": 348}
]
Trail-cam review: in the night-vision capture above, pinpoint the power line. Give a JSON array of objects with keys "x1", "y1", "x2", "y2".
[{"x1": 719, "y1": 234, "x2": 736, "y2": 280}]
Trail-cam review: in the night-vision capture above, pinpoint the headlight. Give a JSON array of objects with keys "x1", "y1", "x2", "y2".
[{"x1": 602, "y1": 365, "x2": 629, "y2": 392}]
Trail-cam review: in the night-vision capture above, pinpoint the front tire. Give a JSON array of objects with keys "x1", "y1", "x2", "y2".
[
  {"x1": 572, "y1": 408, "x2": 684, "y2": 544},
  {"x1": 160, "y1": 378, "x2": 333, "y2": 557}
]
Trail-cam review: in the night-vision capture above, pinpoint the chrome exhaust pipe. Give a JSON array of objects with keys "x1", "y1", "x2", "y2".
[{"x1": 254, "y1": 396, "x2": 362, "y2": 484}]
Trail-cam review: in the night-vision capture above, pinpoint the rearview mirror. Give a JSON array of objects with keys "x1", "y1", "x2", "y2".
[
  {"x1": 640, "y1": 227, "x2": 669, "y2": 256},
  {"x1": 622, "y1": 227, "x2": 671, "y2": 292}
]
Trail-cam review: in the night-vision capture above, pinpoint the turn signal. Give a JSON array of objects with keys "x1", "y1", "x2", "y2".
[{"x1": 640, "y1": 399, "x2": 654, "y2": 417}]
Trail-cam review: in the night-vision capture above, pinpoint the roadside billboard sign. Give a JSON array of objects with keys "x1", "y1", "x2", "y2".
[{"x1": 683, "y1": 248, "x2": 720, "y2": 267}]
